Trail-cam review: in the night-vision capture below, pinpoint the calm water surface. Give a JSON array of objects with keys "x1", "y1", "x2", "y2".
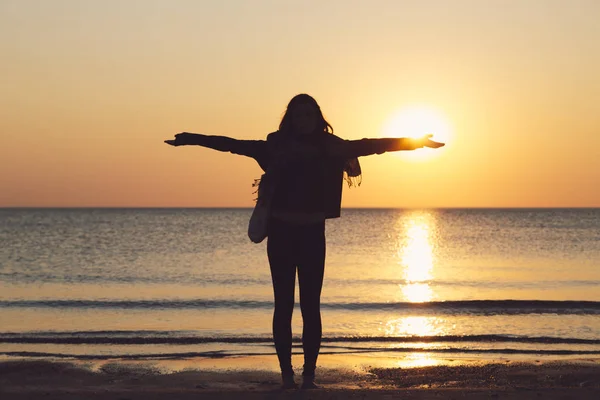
[{"x1": 1, "y1": 208, "x2": 599, "y2": 362}]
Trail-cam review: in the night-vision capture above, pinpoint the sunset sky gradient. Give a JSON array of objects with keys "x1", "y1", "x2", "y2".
[{"x1": 1, "y1": 0, "x2": 599, "y2": 207}]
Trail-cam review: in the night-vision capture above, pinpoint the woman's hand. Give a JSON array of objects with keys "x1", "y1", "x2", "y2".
[
  {"x1": 164, "y1": 132, "x2": 195, "y2": 146},
  {"x1": 414, "y1": 134, "x2": 445, "y2": 149}
]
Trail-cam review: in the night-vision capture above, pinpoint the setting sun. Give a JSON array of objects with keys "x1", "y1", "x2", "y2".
[{"x1": 382, "y1": 106, "x2": 452, "y2": 161}]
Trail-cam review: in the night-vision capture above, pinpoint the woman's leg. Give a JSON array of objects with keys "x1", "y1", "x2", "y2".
[
  {"x1": 267, "y1": 220, "x2": 297, "y2": 378},
  {"x1": 296, "y1": 222, "x2": 326, "y2": 379}
]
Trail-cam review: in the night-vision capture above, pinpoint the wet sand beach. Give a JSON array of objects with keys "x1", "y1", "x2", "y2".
[{"x1": 1, "y1": 356, "x2": 599, "y2": 399}]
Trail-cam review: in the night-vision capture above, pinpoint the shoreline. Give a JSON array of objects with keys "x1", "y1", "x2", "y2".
[{"x1": 1, "y1": 354, "x2": 599, "y2": 399}]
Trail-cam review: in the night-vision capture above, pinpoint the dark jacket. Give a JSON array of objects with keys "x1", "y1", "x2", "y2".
[{"x1": 189, "y1": 131, "x2": 406, "y2": 219}]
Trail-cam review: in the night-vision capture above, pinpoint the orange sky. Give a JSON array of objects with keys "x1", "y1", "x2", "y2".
[{"x1": 1, "y1": 0, "x2": 599, "y2": 208}]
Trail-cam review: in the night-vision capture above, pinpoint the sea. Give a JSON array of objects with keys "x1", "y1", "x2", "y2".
[{"x1": 1, "y1": 208, "x2": 599, "y2": 366}]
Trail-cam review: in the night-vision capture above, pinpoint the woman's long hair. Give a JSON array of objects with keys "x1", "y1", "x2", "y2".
[
  {"x1": 276, "y1": 94, "x2": 362, "y2": 187},
  {"x1": 278, "y1": 93, "x2": 333, "y2": 136}
]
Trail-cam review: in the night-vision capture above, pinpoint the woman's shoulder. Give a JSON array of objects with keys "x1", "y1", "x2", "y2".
[
  {"x1": 266, "y1": 131, "x2": 345, "y2": 141},
  {"x1": 265, "y1": 131, "x2": 346, "y2": 154},
  {"x1": 323, "y1": 133, "x2": 345, "y2": 144},
  {"x1": 266, "y1": 131, "x2": 282, "y2": 141}
]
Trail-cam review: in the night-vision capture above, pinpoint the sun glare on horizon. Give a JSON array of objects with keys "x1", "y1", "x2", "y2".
[{"x1": 382, "y1": 106, "x2": 451, "y2": 161}]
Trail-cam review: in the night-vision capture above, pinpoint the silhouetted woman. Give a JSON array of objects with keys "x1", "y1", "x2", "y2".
[{"x1": 165, "y1": 94, "x2": 444, "y2": 389}]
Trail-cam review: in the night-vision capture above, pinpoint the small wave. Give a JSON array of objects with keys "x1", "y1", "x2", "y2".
[
  {"x1": 2, "y1": 347, "x2": 600, "y2": 361},
  {"x1": 3, "y1": 271, "x2": 599, "y2": 289},
  {"x1": 1, "y1": 333, "x2": 599, "y2": 345},
  {"x1": 0, "y1": 272, "x2": 270, "y2": 286},
  {"x1": 1, "y1": 299, "x2": 599, "y2": 315},
  {"x1": 0, "y1": 330, "x2": 191, "y2": 337}
]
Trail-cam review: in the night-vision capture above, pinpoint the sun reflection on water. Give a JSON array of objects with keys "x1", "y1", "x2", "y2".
[
  {"x1": 399, "y1": 212, "x2": 436, "y2": 303},
  {"x1": 385, "y1": 316, "x2": 437, "y2": 337},
  {"x1": 402, "y1": 283, "x2": 432, "y2": 303},
  {"x1": 399, "y1": 353, "x2": 442, "y2": 368},
  {"x1": 384, "y1": 315, "x2": 446, "y2": 367},
  {"x1": 383, "y1": 212, "x2": 442, "y2": 367}
]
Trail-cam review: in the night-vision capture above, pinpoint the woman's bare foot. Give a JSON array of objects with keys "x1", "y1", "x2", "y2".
[
  {"x1": 281, "y1": 374, "x2": 298, "y2": 390},
  {"x1": 301, "y1": 375, "x2": 319, "y2": 390}
]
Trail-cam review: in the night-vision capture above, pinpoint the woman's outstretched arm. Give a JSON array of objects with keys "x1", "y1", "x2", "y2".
[
  {"x1": 165, "y1": 132, "x2": 267, "y2": 161},
  {"x1": 337, "y1": 134, "x2": 444, "y2": 158}
]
